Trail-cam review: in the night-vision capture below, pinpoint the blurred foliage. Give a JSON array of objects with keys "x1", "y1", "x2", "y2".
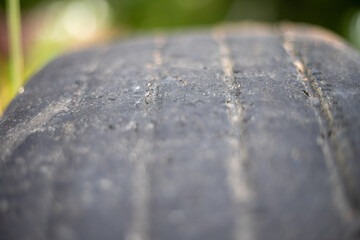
[
  {"x1": 0, "y1": 0, "x2": 358, "y2": 33},
  {"x1": 0, "y1": 0, "x2": 360, "y2": 113}
]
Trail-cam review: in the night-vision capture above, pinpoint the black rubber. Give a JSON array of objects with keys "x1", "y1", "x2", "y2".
[{"x1": 1, "y1": 23, "x2": 360, "y2": 240}]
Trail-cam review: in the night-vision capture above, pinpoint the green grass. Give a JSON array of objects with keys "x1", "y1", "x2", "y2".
[{"x1": 6, "y1": 0, "x2": 23, "y2": 95}]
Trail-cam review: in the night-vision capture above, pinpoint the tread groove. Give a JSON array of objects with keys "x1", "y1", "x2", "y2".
[
  {"x1": 126, "y1": 35, "x2": 167, "y2": 240},
  {"x1": 280, "y1": 31, "x2": 358, "y2": 225},
  {"x1": 213, "y1": 28, "x2": 254, "y2": 240}
]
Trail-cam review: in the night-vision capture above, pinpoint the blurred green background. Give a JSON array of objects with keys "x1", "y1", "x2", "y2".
[{"x1": 1, "y1": 0, "x2": 360, "y2": 114}]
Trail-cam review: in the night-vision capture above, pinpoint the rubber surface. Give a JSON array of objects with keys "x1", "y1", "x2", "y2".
[{"x1": 0, "y1": 23, "x2": 360, "y2": 240}]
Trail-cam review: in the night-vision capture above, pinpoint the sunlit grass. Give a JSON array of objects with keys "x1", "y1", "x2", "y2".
[
  {"x1": 0, "y1": 0, "x2": 114, "y2": 115},
  {"x1": 0, "y1": 0, "x2": 23, "y2": 115},
  {"x1": 6, "y1": 0, "x2": 23, "y2": 97}
]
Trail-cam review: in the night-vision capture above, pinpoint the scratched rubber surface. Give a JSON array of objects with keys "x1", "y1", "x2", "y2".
[{"x1": 0, "y1": 24, "x2": 359, "y2": 240}]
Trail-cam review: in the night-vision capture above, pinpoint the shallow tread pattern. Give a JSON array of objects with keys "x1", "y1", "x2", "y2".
[{"x1": 0, "y1": 23, "x2": 359, "y2": 240}]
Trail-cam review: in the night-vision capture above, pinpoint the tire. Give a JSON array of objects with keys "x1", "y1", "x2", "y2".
[{"x1": 0, "y1": 23, "x2": 359, "y2": 240}]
